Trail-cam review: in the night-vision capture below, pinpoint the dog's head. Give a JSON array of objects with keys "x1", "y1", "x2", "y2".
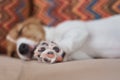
[
  {"x1": 6, "y1": 18, "x2": 45, "y2": 60},
  {"x1": 34, "y1": 41, "x2": 66, "y2": 63}
]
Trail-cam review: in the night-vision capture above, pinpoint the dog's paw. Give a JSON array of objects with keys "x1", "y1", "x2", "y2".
[{"x1": 34, "y1": 41, "x2": 65, "y2": 64}]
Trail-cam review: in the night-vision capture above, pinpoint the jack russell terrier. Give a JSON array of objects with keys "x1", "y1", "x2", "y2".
[{"x1": 6, "y1": 15, "x2": 120, "y2": 63}]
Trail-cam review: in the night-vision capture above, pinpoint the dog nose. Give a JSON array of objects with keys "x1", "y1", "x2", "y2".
[
  {"x1": 19, "y1": 43, "x2": 29, "y2": 55},
  {"x1": 47, "y1": 51, "x2": 54, "y2": 55}
]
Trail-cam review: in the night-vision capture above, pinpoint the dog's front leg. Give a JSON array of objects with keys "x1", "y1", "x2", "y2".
[
  {"x1": 57, "y1": 28, "x2": 89, "y2": 62},
  {"x1": 59, "y1": 28, "x2": 88, "y2": 53}
]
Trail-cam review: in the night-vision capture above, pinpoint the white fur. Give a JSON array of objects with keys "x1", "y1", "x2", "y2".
[
  {"x1": 44, "y1": 14, "x2": 120, "y2": 61},
  {"x1": 16, "y1": 38, "x2": 37, "y2": 60}
]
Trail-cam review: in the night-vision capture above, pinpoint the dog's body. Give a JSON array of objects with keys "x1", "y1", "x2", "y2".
[
  {"x1": 7, "y1": 15, "x2": 120, "y2": 62},
  {"x1": 43, "y1": 15, "x2": 120, "y2": 61}
]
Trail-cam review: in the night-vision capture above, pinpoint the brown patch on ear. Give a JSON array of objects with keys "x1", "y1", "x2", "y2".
[
  {"x1": 20, "y1": 17, "x2": 46, "y2": 41},
  {"x1": 6, "y1": 23, "x2": 24, "y2": 57},
  {"x1": 7, "y1": 23, "x2": 24, "y2": 42},
  {"x1": 19, "y1": 17, "x2": 43, "y2": 28}
]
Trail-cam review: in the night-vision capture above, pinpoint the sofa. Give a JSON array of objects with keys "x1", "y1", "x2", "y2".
[
  {"x1": 0, "y1": 0, "x2": 120, "y2": 80},
  {"x1": 1, "y1": 56, "x2": 120, "y2": 80}
]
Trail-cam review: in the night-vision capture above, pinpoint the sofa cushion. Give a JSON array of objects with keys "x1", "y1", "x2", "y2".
[
  {"x1": 0, "y1": 0, "x2": 31, "y2": 53},
  {"x1": 0, "y1": 56, "x2": 120, "y2": 80},
  {"x1": 33, "y1": 0, "x2": 120, "y2": 26}
]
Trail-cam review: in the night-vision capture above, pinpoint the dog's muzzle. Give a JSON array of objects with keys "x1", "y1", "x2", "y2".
[{"x1": 16, "y1": 38, "x2": 37, "y2": 60}]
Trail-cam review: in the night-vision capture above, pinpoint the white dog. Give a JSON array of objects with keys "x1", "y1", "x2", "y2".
[
  {"x1": 7, "y1": 14, "x2": 120, "y2": 62},
  {"x1": 39, "y1": 15, "x2": 120, "y2": 62}
]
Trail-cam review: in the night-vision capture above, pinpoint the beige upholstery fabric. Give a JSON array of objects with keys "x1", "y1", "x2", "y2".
[{"x1": 0, "y1": 56, "x2": 120, "y2": 80}]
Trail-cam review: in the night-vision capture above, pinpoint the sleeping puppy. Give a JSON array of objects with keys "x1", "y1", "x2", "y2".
[
  {"x1": 6, "y1": 18, "x2": 45, "y2": 60},
  {"x1": 7, "y1": 14, "x2": 120, "y2": 63},
  {"x1": 34, "y1": 14, "x2": 120, "y2": 63}
]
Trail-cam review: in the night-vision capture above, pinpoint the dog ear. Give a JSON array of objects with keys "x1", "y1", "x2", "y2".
[{"x1": 6, "y1": 23, "x2": 24, "y2": 43}]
